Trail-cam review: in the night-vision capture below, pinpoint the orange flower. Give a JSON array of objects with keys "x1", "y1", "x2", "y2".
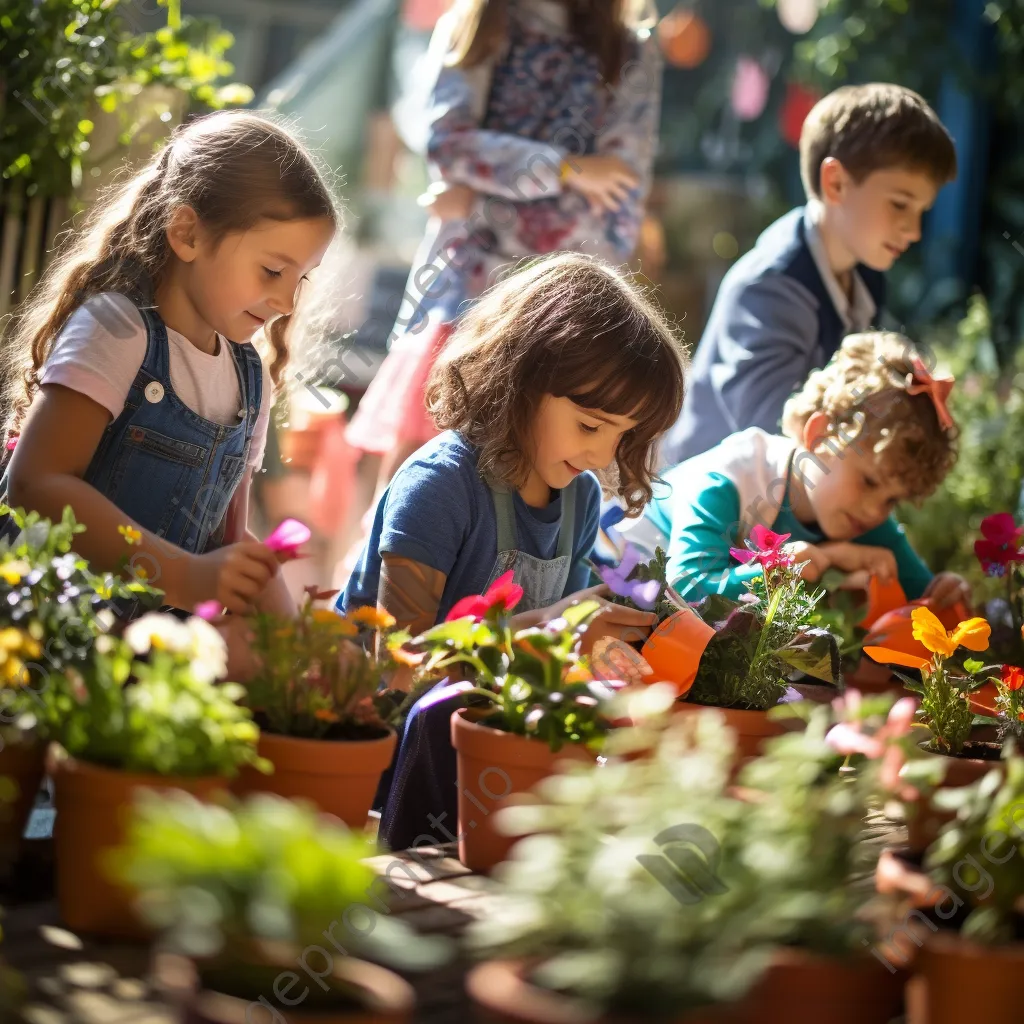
[
  {"x1": 311, "y1": 608, "x2": 358, "y2": 636},
  {"x1": 911, "y1": 607, "x2": 990, "y2": 658},
  {"x1": 314, "y1": 708, "x2": 339, "y2": 723},
  {"x1": 390, "y1": 646, "x2": 425, "y2": 668},
  {"x1": 347, "y1": 606, "x2": 397, "y2": 631}
]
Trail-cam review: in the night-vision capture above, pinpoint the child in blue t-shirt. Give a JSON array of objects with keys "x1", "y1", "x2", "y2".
[
  {"x1": 340, "y1": 251, "x2": 685, "y2": 655},
  {"x1": 635, "y1": 331, "x2": 971, "y2": 608}
]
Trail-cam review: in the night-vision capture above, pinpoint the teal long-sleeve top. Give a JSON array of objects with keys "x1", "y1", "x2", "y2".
[{"x1": 644, "y1": 466, "x2": 933, "y2": 603}]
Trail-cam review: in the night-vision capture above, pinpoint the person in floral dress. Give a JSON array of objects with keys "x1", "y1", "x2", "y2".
[{"x1": 346, "y1": 0, "x2": 663, "y2": 498}]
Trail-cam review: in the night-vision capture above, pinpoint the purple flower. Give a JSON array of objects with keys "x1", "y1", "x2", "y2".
[{"x1": 599, "y1": 545, "x2": 661, "y2": 610}]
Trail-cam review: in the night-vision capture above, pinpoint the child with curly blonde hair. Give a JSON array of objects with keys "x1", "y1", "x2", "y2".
[{"x1": 638, "y1": 330, "x2": 970, "y2": 607}]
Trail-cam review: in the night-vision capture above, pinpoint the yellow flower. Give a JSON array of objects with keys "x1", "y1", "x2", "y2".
[
  {"x1": 314, "y1": 707, "x2": 339, "y2": 723},
  {"x1": 911, "y1": 607, "x2": 991, "y2": 658},
  {"x1": 118, "y1": 525, "x2": 143, "y2": 545},
  {"x1": 0, "y1": 560, "x2": 28, "y2": 585},
  {"x1": 134, "y1": 567, "x2": 149, "y2": 581},
  {"x1": 347, "y1": 606, "x2": 397, "y2": 631},
  {"x1": 0, "y1": 628, "x2": 24, "y2": 651},
  {"x1": 311, "y1": 608, "x2": 358, "y2": 636}
]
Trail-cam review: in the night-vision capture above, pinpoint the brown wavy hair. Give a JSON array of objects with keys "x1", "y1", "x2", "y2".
[
  {"x1": 425, "y1": 252, "x2": 686, "y2": 516},
  {"x1": 0, "y1": 110, "x2": 337, "y2": 441},
  {"x1": 781, "y1": 330, "x2": 957, "y2": 502},
  {"x1": 446, "y1": 0, "x2": 657, "y2": 85}
]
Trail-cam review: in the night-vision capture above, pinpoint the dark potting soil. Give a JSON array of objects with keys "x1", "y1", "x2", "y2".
[
  {"x1": 924, "y1": 740, "x2": 1004, "y2": 762},
  {"x1": 253, "y1": 713, "x2": 389, "y2": 744}
]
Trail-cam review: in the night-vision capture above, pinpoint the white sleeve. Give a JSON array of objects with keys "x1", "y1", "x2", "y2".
[
  {"x1": 247, "y1": 358, "x2": 273, "y2": 472},
  {"x1": 41, "y1": 293, "x2": 146, "y2": 419}
]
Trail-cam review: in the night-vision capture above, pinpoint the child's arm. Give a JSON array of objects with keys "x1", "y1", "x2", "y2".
[
  {"x1": 663, "y1": 472, "x2": 767, "y2": 601},
  {"x1": 712, "y1": 275, "x2": 822, "y2": 438},
  {"x1": 825, "y1": 517, "x2": 934, "y2": 601},
  {"x1": 8, "y1": 385, "x2": 279, "y2": 613}
]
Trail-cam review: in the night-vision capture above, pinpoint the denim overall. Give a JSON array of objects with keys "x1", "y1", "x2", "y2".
[
  {"x1": 376, "y1": 478, "x2": 579, "y2": 851},
  {"x1": 1, "y1": 305, "x2": 261, "y2": 606}
]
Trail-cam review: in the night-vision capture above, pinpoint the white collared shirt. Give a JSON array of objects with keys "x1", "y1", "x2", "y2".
[{"x1": 804, "y1": 199, "x2": 877, "y2": 333}]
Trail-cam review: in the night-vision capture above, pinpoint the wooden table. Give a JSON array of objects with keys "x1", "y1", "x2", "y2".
[{"x1": 1, "y1": 831, "x2": 498, "y2": 1024}]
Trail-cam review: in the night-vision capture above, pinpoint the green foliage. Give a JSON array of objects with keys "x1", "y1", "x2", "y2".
[
  {"x1": 110, "y1": 790, "x2": 450, "y2": 993},
  {"x1": 38, "y1": 612, "x2": 265, "y2": 778},
  {"x1": 925, "y1": 749, "x2": 1024, "y2": 945},
  {"x1": 899, "y1": 658, "x2": 993, "y2": 757},
  {"x1": 467, "y1": 707, "x2": 885, "y2": 1016},
  {"x1": 0, "y1": 0, "x2": 252, "y2": 197},
  {"x1": 246, "y1": 598, "x2": 391, "y2": 741},
  {"x1": 392, "y1": 599, "x2": 619, "y2": 752}
]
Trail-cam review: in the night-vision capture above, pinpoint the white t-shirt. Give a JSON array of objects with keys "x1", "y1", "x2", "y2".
[{"x1": 40, "y1": 292, "x2": 271, "y2": 472}]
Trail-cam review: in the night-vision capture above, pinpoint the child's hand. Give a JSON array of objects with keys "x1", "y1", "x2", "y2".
[
  {"x1": 924, "y1": 572, "x2": 972, "y2": 610},
  {"x1": 212, "y1": 613, "x2": 259, "y2": 683},
  {"x1": 525, "y1": 584, "x2": 657, "y2": 655},
  {"x1": 818, "y1": 542, "x2": 898, "y2": 584},
  {"x1": 563, "y1": 156, "x2": 639, "y2": 214},
  {"x1": 783, "y1": 541, "x2": 831, "y2": 582},
  {"x1": 190, "y1": 541, "x2": 282, "y2": 615}
]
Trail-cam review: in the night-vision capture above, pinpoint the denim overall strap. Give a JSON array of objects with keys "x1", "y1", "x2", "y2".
[{"x1": 491, "y1": 479, "x2": 577, "y2": 559}]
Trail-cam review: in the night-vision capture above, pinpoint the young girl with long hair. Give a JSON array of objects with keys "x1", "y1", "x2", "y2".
[{"x1": 1, "y1": 111, "x2": 337, "y2": 616}]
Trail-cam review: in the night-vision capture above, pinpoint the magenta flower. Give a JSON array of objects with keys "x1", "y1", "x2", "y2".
[
  {"x1": 729, "y1": 524, "x2": 794, "y2": 572},
  {"x1": 265, "y1": 518, "x2": 312, "y2": 560},
  {"x1": 975, "y1": 513, "x2": 1024, "y2": 577},
  {"x1": 599, "y1": 545, "x2": 661, "y2": 610},
  {"x1": 446, "y1": 570, "x2": 524, "y2": 623}
]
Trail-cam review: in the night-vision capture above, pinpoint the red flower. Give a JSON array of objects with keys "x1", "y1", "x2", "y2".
[
  {"x1": 446, "y1": 570, "x2": 524, "y2": 622},
  {"x1": 779, "y1": 82, "x2": 821, "y2": 148},
  {"x1": 975, "y1": 513, "x2": 1024, "y2": 576},
  {"x1": 1002, "y1": 665, "x2": 1024, "y2": 692},
  {"x1": 730, "y1": 524, "x2": 794, "y2": 572}
]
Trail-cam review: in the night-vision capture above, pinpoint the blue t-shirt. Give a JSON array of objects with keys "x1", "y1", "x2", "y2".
[{"x1": 339, "y1": 431, "x2": 601, "y2": 623}]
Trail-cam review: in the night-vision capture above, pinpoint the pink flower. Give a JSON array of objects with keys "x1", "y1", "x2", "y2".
[
  {"x1": 265, "y1": 518, "x2": 311, "y2": 560},
  {"x1": 446, "y1": 570, "x2": 524, "y2": 622},
  {"x1": 730, "y1": 524, "x2": 794, "y2": 571},
  {"x1": 194, "y1": 600, "x2": 223, "y2": 621}
]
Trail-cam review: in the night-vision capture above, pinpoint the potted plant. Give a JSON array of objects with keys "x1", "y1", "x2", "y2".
[
  {"x1": 390, "y1": 573, "x2": 620, "y2": 872},
  {"x1": 233, "y1": 588, "x2": 397, "y2": 829},
  {"x1": 36, "y1": 610, "x2": 266, "y2": 938},
  {"x1": 0, "y1": 504, "x2": 158, "y2": 875},
  {"x1": 680, "y1": 527, "x2": 839, "y2": 758},
  {"x1": 110, "y1": 791, "x2": 449, "y2": 1024},
  {"x1": 883, "y1": 752, "x2": 1024, "y2": 1024},
  {"x1": 465, "y1": 701, "x2": 902, "y2": 1024}
]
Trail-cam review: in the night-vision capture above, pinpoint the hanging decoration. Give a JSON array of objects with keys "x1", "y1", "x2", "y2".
[
  {"x1": 776, "y1": 0, "x2": 821, "y2": 35},
  {"x1": 779, "y1": 80, "x2": 821, "y2": 147},
  {"x1": 731, "y1": 57, "x2": 771, "y2": 121},
  {"x1": 657, "y1": 6, "x2": 712, "y2": 69}
]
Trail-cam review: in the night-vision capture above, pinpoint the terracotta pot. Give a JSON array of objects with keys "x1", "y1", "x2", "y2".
[
  {"x1": 51, "y1": 751, "x2": 228, "y2": 938},
  {"x1": 673, "y1": 701, "x2": 786, "y2": 761},
  {"x1": 466, "y1": 958, "x2": 733, "y2": 1023},
  {"x1": 155, "y1": 951, "x2": 414, "y2": 1024},
  {"x1": 0, "y1": 731, "x2": 45, "y2": 873},
  {"x1": 731, "y1": 948, "x2": 905, "y2": 1024},
  {"x1": 640, "y1": 609, "x2": 716, "y2": 698},
  {"x1": 233, "y1": 728, "x2": 396, "y2": 831},
  {"x1": 451, "y1": 709, "x2": 595, "y2": 873},
  {"x1": 906, "y1": 931, "x2": 1024, "y2": 1024},
  {"x1": 843, "y1": 654, "x2": 902, "y2": 694},
  {"x1": 906, "y1": 741, "x2": 1003, "y2": 854}
]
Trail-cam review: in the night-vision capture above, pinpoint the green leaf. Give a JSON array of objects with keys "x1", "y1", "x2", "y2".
[
  {"x1": 561, "y1": 600, "x2": 601, "y2": 629},
  {"x1": 963, "y1": 658, "x2": 985, "y2": 674}
]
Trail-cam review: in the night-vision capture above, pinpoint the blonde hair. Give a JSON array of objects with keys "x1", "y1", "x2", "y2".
[
  {"x1": 425, "y1": 252, "x2": 686, "y2": 517},
  {"x1": 782, "y1": 331, "x2": 957, "y2": 501},
  {"x1": 1, "y1": 110, "x2": 337, "y2": 440}
]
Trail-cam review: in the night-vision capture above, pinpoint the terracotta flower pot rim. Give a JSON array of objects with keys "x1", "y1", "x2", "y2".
[
  {"x1": 257, "y1": 728, "x2": 396, "y2": 776},
  {"x1": 677, "y1": 700, "x2": 785, "y2": 737},
  {"x1": 451, "y1": 707, "x2": 595, "y2": 769},
  {"x1": 922, "y1": 928, "x2": 1024, "y2": 961},
  {"x1": 48, "y1": 747, "x2": 230, "y2": 802}
]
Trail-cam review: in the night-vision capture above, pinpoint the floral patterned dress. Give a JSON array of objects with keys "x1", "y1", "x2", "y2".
[{"x1": 347, "y1": 0, "x2": 662, "y2": 454}]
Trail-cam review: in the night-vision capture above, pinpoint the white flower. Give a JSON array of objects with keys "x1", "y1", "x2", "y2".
[
  {"x1": 124, "y1": 613, "x2": 190, "y2": 656},
  {"x1": 185, "y1": 615, "x2": 227, "y2": 684}
]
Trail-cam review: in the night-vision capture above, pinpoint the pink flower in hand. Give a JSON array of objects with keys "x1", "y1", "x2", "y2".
[{"x1": 265, "y1": 518, "x2": 312, "y2": 560}]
